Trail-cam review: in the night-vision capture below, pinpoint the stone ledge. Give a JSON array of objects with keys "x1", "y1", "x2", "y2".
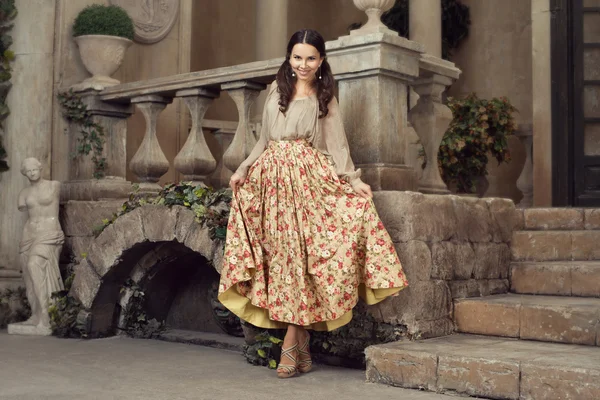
[
  {"x1": 511, "y1": 261, "x2": 600, "y2": 297},
  {"x1": 511, "y1": 230, "x2": 600, "y2": 261},
  {"x1": 366, "y1": 334, "x2": 600, "y2": 400}
]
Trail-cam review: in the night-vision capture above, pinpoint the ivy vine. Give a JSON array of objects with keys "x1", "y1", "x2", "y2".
[
  {"x1": 57, "y1": 90, "x2": 107, "y2": 179},
  {"x1": 0, "y1": 286, "x2": 30, "y2": 328},
  {"x1": 0, "y1": 0, "x2": 17, "y2": 173}
]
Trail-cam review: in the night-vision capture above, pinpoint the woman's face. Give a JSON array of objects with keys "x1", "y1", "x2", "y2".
[{"x1": 289, "y1": 43, "x2": 322, "y2": 82}]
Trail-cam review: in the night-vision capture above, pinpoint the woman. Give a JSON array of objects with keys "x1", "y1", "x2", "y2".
[
  {"x1": 16, "y1": 157, "x2": 64, "y2": 334},
  {"x1": 218, "y1": 29, "x2": 408, "y2": 378}
]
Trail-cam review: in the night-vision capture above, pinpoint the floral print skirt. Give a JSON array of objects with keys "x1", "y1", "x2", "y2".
[{"x1": 218, "y1": 140, "x2": 408, "y2": 331}]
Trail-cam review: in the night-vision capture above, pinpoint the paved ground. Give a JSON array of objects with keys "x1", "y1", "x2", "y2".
[{"x1": 0, "y1": 332, "x2": 467, "y2": 400}]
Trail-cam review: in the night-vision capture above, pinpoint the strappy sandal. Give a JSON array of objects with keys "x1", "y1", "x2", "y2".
[
  {"x1": 276, "y1": 343, "x2": 298, "y2": 378},
  {"x1": 297, "y1": 334, "x2": 312, "y2": 373}
]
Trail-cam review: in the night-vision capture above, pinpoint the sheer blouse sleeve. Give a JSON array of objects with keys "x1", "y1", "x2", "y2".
[
  {"x1": 234, "y1": 81, "x2": 278, "y2": 178},
  {"x1": 315, "y1": 96, "x2": 363, "y2": 187}
]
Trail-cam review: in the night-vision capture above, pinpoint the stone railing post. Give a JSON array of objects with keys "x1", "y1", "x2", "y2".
[
  {"x1": 516, "y1": 128, "x2": 534, "y2": 207},
  {"x1": 409, "y1": 56, "x2": 461, "y2": 194},
  {"x1": 173, "y1": 88, "x2": 219, "y2": 185},
  {"x1": 221, "y1": 81, "x2": 266, "y2": 173},
  {"x1": 63, "y1": 89, "x2": 134, "y2": 201},
  {"x1": 129, "y1": 95, "x2": 172, "y2": 193}
]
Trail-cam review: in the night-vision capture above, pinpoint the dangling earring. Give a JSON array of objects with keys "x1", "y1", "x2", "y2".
[
  {"x1": 318, "y1": 66, "x2": 322, "y2": 80},
  {"x1": 292, "y1": 71, "x2": 296, "y2": 78}
]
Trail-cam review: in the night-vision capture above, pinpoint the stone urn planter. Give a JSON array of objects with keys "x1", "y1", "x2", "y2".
[
  {"x1": 352, "y1": 0, "x2": 395, "y2": 32},
  {"x1": 74, "y1": 35, "x2": 132, "y2": 90}
]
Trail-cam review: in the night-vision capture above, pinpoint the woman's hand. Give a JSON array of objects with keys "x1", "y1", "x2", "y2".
[
  {"x1": 353, "y1": 181, "x2": 372, "y2": 199},
  {"x1": 229, "y1": 173, "x2": 246, "y2": 192}
]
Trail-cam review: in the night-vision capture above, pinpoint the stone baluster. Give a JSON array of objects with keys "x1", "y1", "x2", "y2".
[
  {"x1": 173, "y1": 89, "x2": 219, "y2": 184},
  {"x1": 352, "y1": 0, "x2": 395, "y2": 34},
  {"x1": 221, "y1": 81, "x2": 266, "y2": 173},
  {"x1": 409, "y1": 56, "x2": 461, "y2": 194},
  {"x1": 516, "y1": 128, "x2": 534, "y2": 207},
  {"x1": 129, "y1": 95, "x2": 172, "y2": 193}
]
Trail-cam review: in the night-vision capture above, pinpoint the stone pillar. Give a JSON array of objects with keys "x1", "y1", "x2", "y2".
[
  {"x1": 516, "y1": 130, "x2": 534, "y2": 207},
  {"x1": 173, "y1": 88, "x2": 219, "y2": 184},
  {"x1": 129, "y1": 95, "x2": 173, "y2": 193},
  {"x1": 326, "y1": 33, "x2": 424, "y2": 191},
  {"x1": 409, "y1": 0, "x2": 442, "y2": 58},
  {"x1": 62, "y1": 89, "x2": 134, "y2": 201},
  {"x1": 222, "y1": 81, "x2": 266, "y2": 173},
  {"x1": 0, "y1": 0, "x2": 57, "y2": 272}
]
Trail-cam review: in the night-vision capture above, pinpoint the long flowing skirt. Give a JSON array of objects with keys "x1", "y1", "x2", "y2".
[{"x1": 218, "y1": 140, "x2": 408, "y2": 331}]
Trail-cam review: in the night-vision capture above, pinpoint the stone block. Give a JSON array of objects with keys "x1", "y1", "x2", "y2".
[
  {"x1": 473, "y1": 243, "x2": 511, "y2": 279},
  {"x1": 373, "y1": 191, "x2": 457, "y2": 243},
  {"x1": 511, "y1": 231, "x2": 572, "y2": 261},
  {"x1": 571, "y1": 263, "x2": 600, "y2": 297},
  {"x1": 510, "y1": 262, "x2": 572, "y2": 296},
  {"x1": 450, "y1": 279, "x2": 509, "y2": 299},
  {"x1": 395, "y1": 240, "x2": 432, "y2": 281},
  {"x1": 139, "y1": 205, "x2": 179, "y2": 242},
  {"x1": 60, "y1": 200, "x2": 124, "y2": 237},
  {"x1": 451, "y1": 197, "x2": 492, "y2": 243},
  {"x1": 486, "y1": 197, "x2": 519, "y2": 243},
  {"x1": 454, "y1": 297, "x2": 520, "y2": 337},
  {"x1": 409, "y1": 318, "x2": 454, "y2": 339},
  {"x1": 513, "y1": 208, "x2": 525, "y2": 230},
  {"x1": 183, "y1": 222, "x2": 215, "y2": 259},
  {"x1": 69, "y1": 259, "x2": 102, "y2": 309},
  {"x1": 431, "y1": 241, "x2": 475, "y2": 280},
  {"x1": 174, "y1": 206, "x2": 197, "y2": 244},
  {"x1": 437, "y1": 355, "x2": 520, "y2": 400},
  {"x1": 365, "y1": 345, "x2": 437, "y2": 390},
  {"x1": 571, "y1": 231, "x2": 600, "y2": 260},
  {"x1": 521, "y1": 363, "x2": 600, "y2": 400},
  {"x1": 63, "y1": 236, "x2": 95, "y2": 263},
  {"x1": 584, "y1": 209, "x2": 600, "y2": 230},
  {"x1": 524, "y1": 208, "x2": 584, "y2": 230}
]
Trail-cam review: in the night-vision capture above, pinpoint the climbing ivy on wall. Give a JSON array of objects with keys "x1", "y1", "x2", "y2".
[{"x1": 0, "y1": 0, "x2": 17, "y2": 173}]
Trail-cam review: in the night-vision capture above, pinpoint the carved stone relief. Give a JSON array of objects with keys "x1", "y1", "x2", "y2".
[{"x1": 109, "y1": 0, "x2": 180, "y2": 44}]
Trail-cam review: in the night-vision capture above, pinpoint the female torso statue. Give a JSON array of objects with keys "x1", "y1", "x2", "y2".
[{"x1": 10, "y1": 158, "x2": 64, "y2": 335}]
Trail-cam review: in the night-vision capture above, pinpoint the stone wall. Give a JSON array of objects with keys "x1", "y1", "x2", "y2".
[{"x1": 371, "y1": 191, "x2": 518, "y2": 339}]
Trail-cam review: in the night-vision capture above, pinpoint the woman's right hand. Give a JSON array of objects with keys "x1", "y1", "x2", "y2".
[{"x1": 229, "y1": 173, "x2": 246, "y2": 192}]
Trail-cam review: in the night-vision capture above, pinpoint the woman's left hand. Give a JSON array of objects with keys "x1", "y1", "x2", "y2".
[{"x1": 353, "y1": 182, "x2": 372, "y2": 199}]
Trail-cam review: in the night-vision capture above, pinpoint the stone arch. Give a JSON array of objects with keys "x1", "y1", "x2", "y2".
[{"x1": 69, "y1": 205, "x2": 225, "y2": 336}]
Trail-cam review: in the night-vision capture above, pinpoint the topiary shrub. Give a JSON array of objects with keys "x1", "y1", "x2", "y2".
[{"x1": 72, "y1": 4, "x2": 134, "y2": 40}]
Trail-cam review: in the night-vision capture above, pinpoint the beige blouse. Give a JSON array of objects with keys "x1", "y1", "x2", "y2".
[{"x1": 235, "y1": 81, "x2": 363, "y2": 187}]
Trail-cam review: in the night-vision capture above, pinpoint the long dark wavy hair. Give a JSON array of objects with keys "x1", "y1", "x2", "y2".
[{"x1": 276, "y1": 29, "x2": 335, "y2": 118}]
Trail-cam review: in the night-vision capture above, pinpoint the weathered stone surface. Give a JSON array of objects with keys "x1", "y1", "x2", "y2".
[
  {"x1": 437, "y1": 355, "x2": 520, "y2": 399},
  {"x1": 455, "y1": 296, "x2": 521, "y2": 337},
  {"x1": 571, "y1": 231, "x2": 600, "y2": 260},
  {"x1": 140, "y1": 205, "x2": 179, "y2": 242},
  {"x1": 521, "y1": 362, "x2": 600, "y2": 400},
  {"x1": 486, "y1": 197, "x2": 519, "y2": 243},
  {"x1": 69, "y1": 259, "x2": 102, "y2": 309},
  {"x1": 450, "y1": 279, "x2": 509, "y2": 299},
  {"x1": 571, "y1": 263, "x2": 600, "y2": 297},
  {"x1": 524, "y1": 208, "x2": 584, "y2": 230},
  {"x1": 451, "y1": 197, "x2": 492, "y2": 242},
  {"x1": 375, "y1": 280, "x2": 452, "y2": 325},
  {"x1": 63, "y1": 236, "x2": 95, "y2": 263},
  {"x1": 511, "y1": 231, "x2": 572, "y2": 261},
  {"x1": 409, "y1": 318, "x2": 454, "y2": 339},
  {"x1": 473, "y1": 243, "x2": 511, "y2": 279},
  {"x1": 513, "y1": 208, "x2": 525, "y2": 230},
  {"x1": 174, "y1": 206, "x2": 197, "y2": 244},
  {"x1": 511, "y1": 262, "x2": 572, "y2": 296},
  {"x1": 60, "y1": 200, "x2": 124, "y2": 237},
  {"x1": 365, "y1": 344, "x2": 437, "y2": 390},
  {"x1": 183, "y1": 222, "x2": 215, "y2": 260},
  {"x1": 395, "y1": 240, "x2": 432, "y2": 282},
  {"x1": 373, "y1": 191, "x2": 457, "y2": 243},
  {"x1": 431, "y1": 242, "x2": 475, "y2": 280},
  {"x1": 584, "y1": 209, "x2": 600, "y2": 230}
]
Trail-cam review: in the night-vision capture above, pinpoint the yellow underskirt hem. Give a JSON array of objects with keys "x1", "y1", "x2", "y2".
[{"x1": 217, "y1": 284, "x2": 406, "y2": 332}]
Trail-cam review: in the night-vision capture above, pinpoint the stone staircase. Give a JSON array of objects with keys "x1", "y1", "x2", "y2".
[{"x1": 366, "y1": 208, "x2": 600, "y2": 400}]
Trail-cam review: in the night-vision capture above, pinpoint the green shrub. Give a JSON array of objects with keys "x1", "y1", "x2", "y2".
[{"x1": 72, "y1": 4, "x2": 134, "y2": 40}]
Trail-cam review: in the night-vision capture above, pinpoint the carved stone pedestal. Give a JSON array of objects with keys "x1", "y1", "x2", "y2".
[{"x1": 8, "y1": 321, "x2": 52, "y2": 336}]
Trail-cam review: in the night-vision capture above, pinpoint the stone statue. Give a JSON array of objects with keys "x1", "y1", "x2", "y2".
[{"x1": 8, "y1": 158, "x2": 64, "y2": 336}]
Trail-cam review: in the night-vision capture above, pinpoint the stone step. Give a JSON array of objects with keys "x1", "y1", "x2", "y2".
[
  {"x1": 511, "y1": 261, "x2": 600, "y2": 297},
  {"x1": 511, "y1": 230, "x2": 600, "y2": 261},
  {"x1": 454, "y1": 294, "x2": 600, "y2": 346},
  {"x1": 365, "y1": 334, "x2": 600, "y2": 400},
  {"x1": 520, "y1": 208, "x2": 600, "y2": 230}
]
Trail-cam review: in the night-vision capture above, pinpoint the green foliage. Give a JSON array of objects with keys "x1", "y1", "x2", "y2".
[
  {"x1": 0, "y1": 0, "x2": 16, "y2": 173},
  {"x1": 57, "y1": 90, "x2": 106, "y2": 179},
  {"x1": 350, "y1": 0, "x2": 470, "y2": 59},
  {"x1": 435, "y1": 94, "x2": 518, "y2": 193},
  {"x1": 72, "y1": 4, "x2": 134, "y2": 40},
  {"x1": 0, "y1": 287, "x2": 31, "y2": 328},
  {"x1": 49, "y1": 272, "x2": 88, "y2": 338},
  {"x1": 119, "y1": 279, "x2": 165, "y2": 339},
  {"x1": 243, "y1": 331, "x2": 283, "y2": 369},
  {"x1": 96, "y1": 182, "x2": 232, "y2": 243},
  {"x1": 209, "y1": 280, "x2": 243, "y2": 337}
]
